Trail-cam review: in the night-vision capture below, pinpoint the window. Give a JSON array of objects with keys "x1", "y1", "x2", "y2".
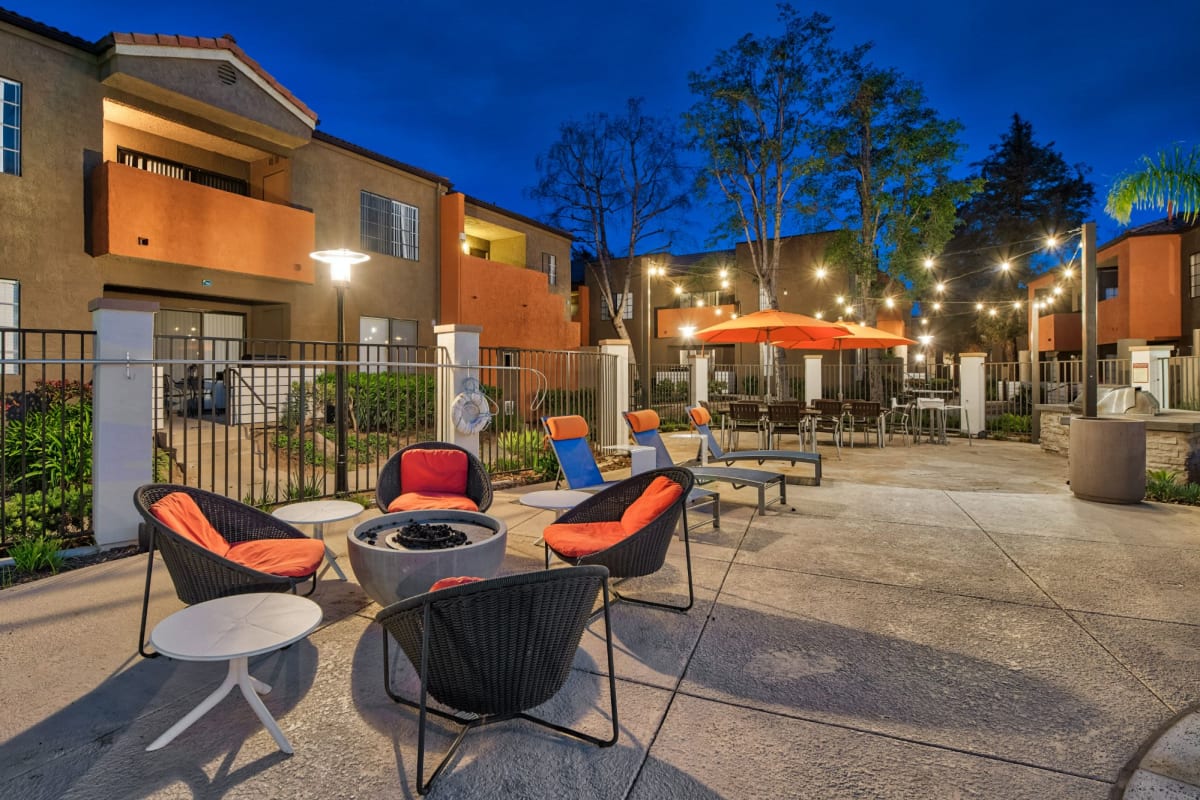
[
  {"x1": 542, "y1": 252, "x2": 557, "y2": 285},
  {"x1": 1, "y1": 78, "x2": 20, "y2": 176},
  {"x1": 1098, "y1": 267, "x2": 1119, "y2": 301},
  {"x1": 0, "y1": 279, "x2": 18, "y2": 374},
  {"x1": 1191, "y1": 253, "x2": 1200, "y2": 299},
  {"x1": 360, "y1": 191, "x2": 419, "y2": 260},
  {"x1": 600, "y1": 292, "x2": 634, "y2": 320},
  {"x1": 360, "y1": 316, "x2": 419, "y2": 372}
]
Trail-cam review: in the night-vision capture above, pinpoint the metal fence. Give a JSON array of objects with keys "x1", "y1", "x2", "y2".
[
  {"x1": 822, "y1": 361, "x2": 907, "y2": 402},
  {"x1": 0, "y1": 329, "x2": 96, "y2": 554},
  {"x1": 1038, "y1": 358, "x2": 1130, "y2": 403},
  {"x1": 152, "y1": 337, "x2": 443, "y2": 507},
  {"x1": 1167, "y1": 356, "x2": 1200, "y2": 410},
  {"x1": 479, "y1": 347, "x2": 616, "y2": 475},
  {"x1": 983, "y1": 361, "x2": 1031, "y2": 436}
]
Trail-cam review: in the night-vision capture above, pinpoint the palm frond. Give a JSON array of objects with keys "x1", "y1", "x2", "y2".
[{"x1": 1105, "y1": 144, "x2": 1200, "y2": 224}]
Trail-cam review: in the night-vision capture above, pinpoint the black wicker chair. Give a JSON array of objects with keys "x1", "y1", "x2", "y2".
[
  {"x1": 544, "y1": 467, "x2": 695, "y2": 613},
  {"x1": 377, "y1": 566, "x2": 617, "y2": 794},
  {"x1": 375, "y1": 441, "x2": 493, "y2": 513},
  {"x1": 133, "y1": 484, "x2": 319, "y2": 659}
]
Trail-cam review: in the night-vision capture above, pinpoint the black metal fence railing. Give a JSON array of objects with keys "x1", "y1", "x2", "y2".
[
  {"x1": 0, "y1": 329, "x2": 96, "y2": 555},
  {"x1": 479, "y1": 347, "x2": 616, "y2": 476},
  {"x1": 821, "y1": 362, "x2": 907, "y2": 402},
  {"x1": 983, "y1": 361, "x2": 1031, "y2": 436},
  {"x1": 152, "y1": 337, "x2": 442, "y2": 507},
  {"x1": 1038, "y1": 358, "x2": 1130, "y2": 403}
]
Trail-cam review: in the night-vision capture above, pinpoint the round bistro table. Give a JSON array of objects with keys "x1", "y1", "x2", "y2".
[{"x1": 146, "y1": 593, "x2": 323, "y2": 754}]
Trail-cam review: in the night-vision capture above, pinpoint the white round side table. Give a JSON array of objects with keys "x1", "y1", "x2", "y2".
[{"x1": 272, "y1": 499, "x2": 364, "y2": 581}]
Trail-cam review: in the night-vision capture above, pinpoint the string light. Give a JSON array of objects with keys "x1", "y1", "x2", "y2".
[
  {"x1": 1053, "y1": 286, "x2": 1063, "y2": 295},
  {"x1": 1046, "y1": 235, "x2": 1058, "y2": 248},
  {"x1": 721, "y1": 279, "x2": 730, "y2": 289},
  {"x1": 975, "y1": 302, "x2": 984, "y2": 311},
  {"x1": 921, "y1": 318, "x2": 928, "y2": 326},
  {"x1": 835, "y1": 295, "x2": 844, "y2": 305},
  {"x1": 932, "y1": 302, "x2": 942, "y2": 311},
  {"x1": 1063, "y1": 266, "x2": 1074, "y2": 278},
  {"x1": 1000, "y1": 261, "x2": 1011, "y2": 271},
  {"x1": 814, "y1": 311, "x2": 824, "y2": 319},
  {"x1": 719, "y1": 268, "x2": 728, "y2": 279},
  {"x1": 1012, "y1": 300, "x2": 1021, "y2": 310},
  {"x1": 885, "y1": 297, "x2": 895, "y2": 309},
  {"x1": 988, "y1": 308, "x2": 998, "y2": 316},
  {"x1": 935, "y1": 282, "x2": 946, "y2": 293},
  {"x1": 674, "y1": 285, "x2": 683, "y2": 295},
  {"x1": 815, "y1": 266, "x2": 827, "y2": 279},
  {"x1": 923, "y1": 258, "x2": 934, "y2": 269}
]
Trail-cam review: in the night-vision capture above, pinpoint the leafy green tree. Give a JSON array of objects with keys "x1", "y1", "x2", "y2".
[
  {"x1": 685, "y1": 7, "x2": 839, "y2": 311},
  {"x1": 1106, "y1": 143, "x2": 1200, "y2": 223},
  {"x1": 937, "y1": 115, "x2": 1093, "y2": 356},
  {"x1": 531, "y1": 98, "x2": 689, "y2": 358}
]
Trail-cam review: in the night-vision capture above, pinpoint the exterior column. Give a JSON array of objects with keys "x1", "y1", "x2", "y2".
[
  {"x1": 689, "y1": 354, "x2": 709, "y2": 408},
  {"x1": 600, "y1": 339, "x2": 632, "y2": 446},
  {"x1": 804, "y1": 355, "x2": 823, "y2": 404},
  {"x1": 436, "y1": 324, "x2": 482, "y2": 457},
  {"x1": 959, "y1": 352, "x2": 986, "y2": 436},
  {"x1": 91, "y1": 298, "x2": 159, "y2": 550}
]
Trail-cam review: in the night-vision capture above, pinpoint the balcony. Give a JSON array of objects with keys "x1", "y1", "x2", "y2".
[
  {"x1": 1036, "y1": 312, "x2": 1082, "y2": 353},
  {"x1": 90, "y1": 161, "x2": 315, "y2": 282}
]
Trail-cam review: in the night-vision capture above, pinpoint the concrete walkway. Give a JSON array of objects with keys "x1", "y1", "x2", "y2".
[{"x1": 2, "y1": 439, "x2": 1199, "y2": 798}]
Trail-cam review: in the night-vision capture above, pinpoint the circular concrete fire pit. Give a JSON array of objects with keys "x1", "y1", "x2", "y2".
[{"x1": 347, "y1": 510, "x2": 507, "y2": 606}]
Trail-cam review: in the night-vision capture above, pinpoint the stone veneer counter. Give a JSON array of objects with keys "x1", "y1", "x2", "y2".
[{"x1": 1036, "y1": 404, "x2": 1200, "y2": 475}]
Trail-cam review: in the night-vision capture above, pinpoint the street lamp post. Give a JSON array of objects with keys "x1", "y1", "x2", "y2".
[{"x1": 310, "y1": 248, "x2": 370, "y2": 495}]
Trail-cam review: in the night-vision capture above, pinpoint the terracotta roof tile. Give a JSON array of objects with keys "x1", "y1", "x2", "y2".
[{"x1": 105, "y1": 30, "x2": 316, "y2": 122}]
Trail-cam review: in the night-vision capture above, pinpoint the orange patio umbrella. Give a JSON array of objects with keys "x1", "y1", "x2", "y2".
[
  {"x1": 695, "y1": 310, "x2": 849, "y2": 398},
  {"x1": 776, "y1": 321, "x2": 916, "y2": 400},
  {"x1": 694, "y1": 309, "x2": 850, "y2": 345}
]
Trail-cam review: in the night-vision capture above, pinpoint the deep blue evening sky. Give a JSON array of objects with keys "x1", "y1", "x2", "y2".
[{"x1": 13, "y1": 0, "x2": 1200, "y2": 248}]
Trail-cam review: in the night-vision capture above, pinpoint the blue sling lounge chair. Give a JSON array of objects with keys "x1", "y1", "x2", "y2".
[
  {"x1": 623, "y1": 410, "x2": 794, "y2": 515},
  {"x1": 541, "y1": 415, "x2": 720, "y2": 531},
  {"x1": 686, "y1": 406, "x2": 821, "y2": 485}
]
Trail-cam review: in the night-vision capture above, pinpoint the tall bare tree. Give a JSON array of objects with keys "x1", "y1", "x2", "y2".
[
  {"x1": 685, "y1": 8, "x2": 838, "y2": 313},
  {"x1": 530, "y1": 98, "x2": 689, "y2": 362}
]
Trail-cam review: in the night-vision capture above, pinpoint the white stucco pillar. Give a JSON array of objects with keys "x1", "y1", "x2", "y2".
[
  {"x1": 804, "y1": 355, "x2": 823, "y2": 404},
  {"x1": 436, "y1": 324, "x2": 482, "y2": 457},
  {"x1": 1129, "y1": 344, "x2": 1173, "y2": 409},
  {"x1": 600, "y1": 339, "x2": 632, "y2": 446},
  {"x1": 91, "y1": 298, "x2": 158, "y2": 550},
  {"x1": 959, "y1": 352, "x2": 986, "y2": 436},
  {"x1": 689, "y1": 354, "x2": 709, "y2": 408}
]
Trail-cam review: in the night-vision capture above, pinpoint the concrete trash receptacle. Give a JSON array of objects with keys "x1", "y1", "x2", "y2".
[{"x1": 1068, "y1": 416, "x2": 1146, "y2": 504}]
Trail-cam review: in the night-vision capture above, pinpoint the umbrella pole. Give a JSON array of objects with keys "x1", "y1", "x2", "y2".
[{"x1": 837, "y1": 348, "x2": 844, "y2": 401}]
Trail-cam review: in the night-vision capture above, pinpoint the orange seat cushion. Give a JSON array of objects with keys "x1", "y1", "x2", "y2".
[
  {"x1": 401, "y1": 449, "x2": 468, "y2": 495},
  {"x1": 430, "y1": 576, "x2": 484, "y2": 592},
  {"x1": 689, "y1": 407, "x2": 712, "y2": 427},
  {"x1": 226, "y1": 538, "x2": 325, "y2": 578},
  {"x1": 545, "y1": 415, "x2": 589, "y2": 441},
  {"x1": 149, "y1": 492, "x2": 230, "y2": 557},
  {"x1": 620, "y1": 476, "x2": 684, "y2": 533},
  {"x1": 387, "y1": 492, "x2": 479, "y2": 513},
  {"x1": 625, "y1": 409, "x2": 661, "y2": 433},
  {"x1": 544, "y1": 521, "x2": 630, "y2": 558}
]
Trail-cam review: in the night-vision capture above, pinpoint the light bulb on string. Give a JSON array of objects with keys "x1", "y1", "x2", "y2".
[
  {"x1": 674, "y1": 285, "x2": 683, "y2": 295},
  {"x1": 814, "y1": 311, "x2": 824, "y2": 320},
  {"x1": 719, "y1": 268, "x2": 728, "y2": 279},
  {"x1": 935, "y1": 282, "x2": 946, "y2": 293},
  {"x1": 923, "y1": 258, "x2": 934, "y2": 269},
  {"x1": 1000, "y1": 261, "x2": 1011, "y2": 272},
  {"x1": 1012, "y1": 300, "x2": 1021, "y2": 310},
  {"x1": 988, "y1": 308, "x2": 998, "y2": 317},
  {"x1": 1046, "y1": 235, "x2": 1058, "y2": 248},
  {"x1": 975, "y1": 302, "x2": 984, "y2": 311},
  {"x1": 885, "y1": 297, "x2": 895, "y2": 309},
  {"x1": 835, "y1": 295, "x2": 844, "y2": 305},
  {"x1": 932, "y1": 302, "x2": 942, "y2": 311},
  {"x1": 1053, "y1": 286, "x2": 1063, "y2": 295},
  {"x1": 1063, "y1": 266, "x2": 1074, "y2": 278},
  {"x1": 815, "y1": 267, "x2": 827, "y2": 279}
]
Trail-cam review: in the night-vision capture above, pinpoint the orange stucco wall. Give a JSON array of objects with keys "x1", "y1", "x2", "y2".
[
  {"x1": 91, "y1": 161, "x2": 315, "y2": 282},
  {"x1": 1122, "y1": 236, "x2": 1180, "y2": 341},
  {"x1": 1037, "y1": 313, "x2": 1083, "y2": 352},
  {"x1": 439, "y1": 193, "x2": 580, "y2": 350},
  {"x1": 573, "y1": 284, "x2": 590, "y2": 345},
  {"x1": 657, "y1": 305, "x2": 737, "y2": 338}
]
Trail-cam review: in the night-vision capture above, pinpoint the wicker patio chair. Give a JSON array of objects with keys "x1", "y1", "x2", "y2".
[
  {"x1": 375, "y1": 441, "x2": 493, "y2": 513},
  {"x1": 133, "y1": 484, "x2": 320, "y2": 659},
  {"x1": 377, "y1": 566, "x2": 617, "y2": 795},
  {"x1": 543, "y1": 467, "x2": 696, "y2": 613}
]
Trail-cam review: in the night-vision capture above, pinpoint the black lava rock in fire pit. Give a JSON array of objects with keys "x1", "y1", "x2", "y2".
[{"x1": 395, "y1": 521, "x2": 468, "y2": 550}]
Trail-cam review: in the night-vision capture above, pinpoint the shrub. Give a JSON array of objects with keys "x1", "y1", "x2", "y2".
[
  {"x1": 986, "y1": 413, "x2": 1031, "y2": 435},
  {"x1": 1146, "y1": 469, "x2": 1186, "y2": 503},
  {"x1": 3, "y1": 402, "x2": 93, "y2": 490},
  {"x1": 3, "y1": 484, "x2": 92, "y2": 546},
  {"x1": 9, "y1": 535, "x2": 63, "y2": 574}
]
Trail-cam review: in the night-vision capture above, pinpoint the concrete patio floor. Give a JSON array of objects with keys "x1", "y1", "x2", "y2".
[{"x1": 3, "y1": 438, "x2": 1200, "y2": 798}]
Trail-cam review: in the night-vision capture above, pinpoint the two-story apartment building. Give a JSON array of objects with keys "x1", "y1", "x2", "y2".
[
  {"x1": 0, "y1": 8, "x2": 577, "y2": 361},
  {"x1": 1029, "y1": 218, "x2": 1200, "y2": 357}
]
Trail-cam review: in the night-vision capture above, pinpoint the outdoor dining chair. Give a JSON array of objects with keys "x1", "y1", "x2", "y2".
[
  {"x1": 808, "y1": 399, "x2": 845, "y2": 458},
  {"x1": 726, "y1": 401, "x2": 768, "y2": 450},
  {"x1": 765, "y1": 402, "x2": 812, "y2": 450},
  {"x1": 376, "y1": 441, "x2": 493, "y2": 513},
  {"x1": 376, "y1": 566, "x2": 617, "y2": 794},
  {"x1": 133, "y1": 484, "x2": 325, "y2": 659},
  {"x1": 543, "y1": 467, "x2": 696, "y2": 612},
  {"x1": 882, "y1": 398, "x2": 915, "y2": 445},
  {"x1": 542, "y1": 415, "x2": 720, "y2": 531},
  {"x1": 845, "y1": 400, "x2": 885, "y2": 448}
]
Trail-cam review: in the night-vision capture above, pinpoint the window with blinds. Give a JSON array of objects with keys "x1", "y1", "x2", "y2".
[
  {"x1": 360, "y1": 191, "x2": 419, "y2": 260},
  {"x1": 0, "y1": 279, "x2": 18, "y2": 374},
  {"x1": 542, "y1": 252, "x2": 557, "y2": 285}
]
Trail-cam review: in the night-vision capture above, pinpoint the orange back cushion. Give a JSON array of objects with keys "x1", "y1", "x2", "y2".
[
  {"x1": 619, "y1": 476, "x2": 684, "y2": 533},
  {"x1": 226, "y1": 538, "x2": 325, "y2": 577},
  {"x1": 625, "y1": 409, "x2": 661, "y2": 433},
  {"x1": 430, "y1": 576, "x2": 484, "y2": 592},
  {"x1": 401, "y1": 448, "x2": 468, "y2": 495},
  {"x1": 150, "y1": 492, "x2": 230, "y2": 556},
  {"x1": 689, "y1": 407, "x2": 711, "y2": 427},
  {"x1": 545, "y1": 415, "x2": 589, "y2": 441}
]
